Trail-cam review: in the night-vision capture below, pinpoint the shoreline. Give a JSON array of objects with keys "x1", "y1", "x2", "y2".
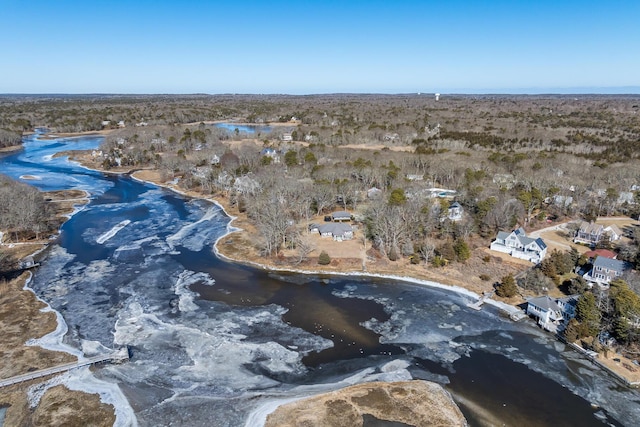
[
  {"x1": 0, "y1": 273, "x2": 118, "y2": 427},
  {"x1": 0, "y1": 144, "x2": 24, "y2": 154},
  {"x1": 123, "y1": 166, "x2": 640, "y2": 390},
  {"x1": 127, "y1": 171, "x2": 513, "y2": 313}
]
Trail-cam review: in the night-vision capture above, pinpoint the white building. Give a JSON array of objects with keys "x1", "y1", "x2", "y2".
[{"x1": 490, "y1": 227, "x2": 547, "y2": 264}]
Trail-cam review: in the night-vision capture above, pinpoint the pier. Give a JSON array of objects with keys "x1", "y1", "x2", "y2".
[
  {"x1": 0, "y1": 348, "x2": 129, "y2": 389},
  {"x1": 466, "y1": 291, "x2": 494, "y2": 311}
]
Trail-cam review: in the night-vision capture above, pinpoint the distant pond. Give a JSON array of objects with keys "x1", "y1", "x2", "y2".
[{"x1": 213, "y1": 123, "x2": 273, "y2": 135}]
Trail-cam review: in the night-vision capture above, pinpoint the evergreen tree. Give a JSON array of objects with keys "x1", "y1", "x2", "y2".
[
  {"x1": 575, "y1": 292, "x2": 600, "y2": 337},
  {"x1": 496, "y1": 274, "x2": 517, "y2": 298},
  {"x1": 318, "y1": 251, "x2": 331, "y2": 265},
  {"x1": 284, "y1": 150, "x2": 298, "y2": 167},
  {"x1": 609, "y1": 279, "x2": 640, "y2": 343},
  {"x1": 453, "y1": 238, "x2": 471, "y2": 262},
  {"x1": 388, "y1": 188, "x2": 407, "y2": 206}
]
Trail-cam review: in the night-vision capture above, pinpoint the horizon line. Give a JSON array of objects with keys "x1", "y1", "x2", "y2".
[{"x1": 1, "y1": 88, "x2": 640, "y2": 97}]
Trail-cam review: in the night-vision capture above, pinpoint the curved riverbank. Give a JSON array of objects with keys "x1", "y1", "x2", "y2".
[
  {"x1": 0, "y1": 273, "x2": 116, "y2": 427},
  {"x1": 66, "y1": 140, "x2": 523, "y2": 303}
]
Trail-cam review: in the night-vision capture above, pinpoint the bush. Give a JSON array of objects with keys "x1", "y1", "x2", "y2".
[
  {"x1": 482, "y1": 255, "x2": 491, "y2": 263},
  {"x1": 387, "y1": 246, "x2": 399, "y2": 261},
  {"x1": 432, "y1": 256, "x2": 447, "y2": 267},
  {"x1": 436, "y1": 241, "x2": 455, "y2": 263},
  {"x1": 479, "y1": 274, "x2": 491, "y2": 281},
  {"x1": 318, "y1": 251, "x2": 331, "y2": 265}
]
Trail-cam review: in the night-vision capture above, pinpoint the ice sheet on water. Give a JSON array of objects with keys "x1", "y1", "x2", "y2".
[
  {"x1": 267, "y1": 273, "x2": 315, "y2": 286},
  {"x1": 380, "y1": 359, "x2": 411, "y2": 372},
  {"x1": 172, "y1": 270, "x2": 215, "y2": 313},
  {"x1": 498, "y1": 331, "x2": 514, "y2": 340},
  {"x1": 81, "y1": 339, "x2": 114, "y2": 357},
  {"x1": 112, "y1": 244, "x2": 144, "y2": 263},
  {"x1": 166, "y1": 205, "x2": 224, "y2": 252},
  {"x1": 111, "y1": 298, "x2": 332, "y2": 394},
  {"x1": 96, "y1": 220, "x2": 131, "y2": 244}
]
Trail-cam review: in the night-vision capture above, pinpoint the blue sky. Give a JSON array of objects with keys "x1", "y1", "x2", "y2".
[{"x1": 0, "y1": 0, "x2": 638, "y2": 94}]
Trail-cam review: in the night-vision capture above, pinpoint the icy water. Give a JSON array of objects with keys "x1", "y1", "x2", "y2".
[{"x1": 2, "y1": 132, "x2": 640, "y2": 426}]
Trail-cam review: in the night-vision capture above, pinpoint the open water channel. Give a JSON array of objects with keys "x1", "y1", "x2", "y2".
[{"x1": 1, "y1": 132, "x2": 640, "y2": 426}]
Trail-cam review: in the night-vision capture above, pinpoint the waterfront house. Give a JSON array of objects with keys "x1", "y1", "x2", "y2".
[
  {"x1": 490, "y1": 227, "x2": 547, "y2": 263},
  {"x1": 584, "y1": 256, "x2": 625, "y2": 288},
  {"x1": 526, "y1": 295, "x2": 578, "y2": 333},
  {"x1": 318, "y1": 223, "x2": 353, "y2": 241}
]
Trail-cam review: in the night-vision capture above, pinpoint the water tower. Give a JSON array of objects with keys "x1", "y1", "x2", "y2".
[{"x1": 435, "y1": 93, "x2": 440, "y2": 101}]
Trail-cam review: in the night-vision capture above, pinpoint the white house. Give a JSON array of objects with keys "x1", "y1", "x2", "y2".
[
  {"x1": 447, "y1": 201, "x2": 463, "y2": 222},
  {"x1": 526, "y1": 295, "x2": 579, "y2": 333},
  {"x1": 367, "y1": 187, "x2": 382, "y2": 199},
  {"x1": 261, "y1": 147, "x2": 280, "y2": 163},
  {"x1": 490, "y1": 227, "x2": 547, "y2": 263}
]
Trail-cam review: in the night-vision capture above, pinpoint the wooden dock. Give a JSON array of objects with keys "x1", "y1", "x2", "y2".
[
  {"x1": 0, "y1": 348, "x2": 129, "y2": 389},
  {"x1": 467, "y1": 291, "x2": 495, "y2": 311}
]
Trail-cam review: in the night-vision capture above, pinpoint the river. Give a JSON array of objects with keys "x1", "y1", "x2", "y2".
[{"x1": 1, "y1": 132, "x2": 639, "y2": 426}]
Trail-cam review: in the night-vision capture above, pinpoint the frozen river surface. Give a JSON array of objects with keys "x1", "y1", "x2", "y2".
[{"x1": 1, "y1": 133, "x2": 639, "y2": 426}]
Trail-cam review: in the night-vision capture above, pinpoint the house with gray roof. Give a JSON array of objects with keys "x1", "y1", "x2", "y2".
[
  {"x1": 490, "y1": 227, "x2": 547, "y2": 264},
  {"x1": 574, "y1": 221, "x2": 623, "y2": 246},
  {"x1": 330, "y1": 211, "x2": 352, "y2": 222},
  {"x1": 526, "y1": 295, "x2": 579, "y2": 333},
  {"x1": 584, "y1": 256, "x2": 625, "y2": 287},
  {"x1": 317, "y1": 223, "x2": 353, "y2": 241}
]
